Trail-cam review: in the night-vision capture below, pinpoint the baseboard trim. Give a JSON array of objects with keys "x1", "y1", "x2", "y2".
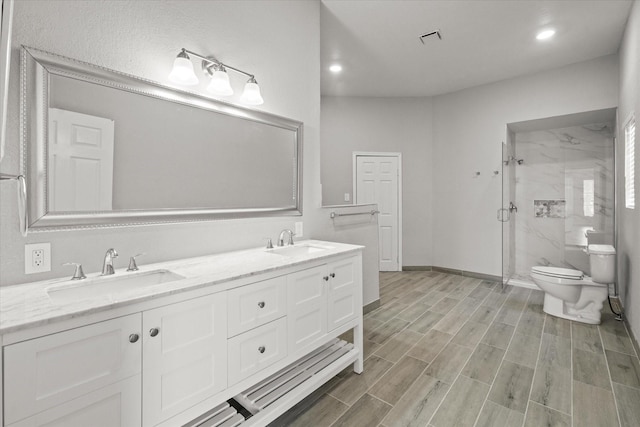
[
  {"x1": 625, "y1": 318, "x2": 640, "y2": 357},
  {"x1": 429, "y1": 266, "x2": 502, "y2": 282},
  {"x1": 363, "y1": 299, "x2": 380, "y2": 314},
  {"x1": 402, "y1": 266, "x2": 433, "y2": 271}
]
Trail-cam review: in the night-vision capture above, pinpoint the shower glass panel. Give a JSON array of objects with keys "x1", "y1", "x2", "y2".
[
  {"x1": 501, "y1": 129, "x2": 516, "y2": 288},
  {"x1": 501, "y1": 140, "x2": 510, "y2": 286}
]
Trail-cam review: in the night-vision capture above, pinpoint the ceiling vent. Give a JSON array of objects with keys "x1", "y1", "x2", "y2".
[{"x1": 419, "y1": 30, "x2": 442, "y2": 44}]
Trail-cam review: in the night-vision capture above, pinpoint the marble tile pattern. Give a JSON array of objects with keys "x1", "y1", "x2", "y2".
[
  {"x1": 512, "y1": 123, "x2": 614, "y2": 280},
  {"x1": 0, "y1": 240, "x2": 362, "y2": 334},
  {"x1": 274, "y1": 271, "x2": 640, "y2": 427}
]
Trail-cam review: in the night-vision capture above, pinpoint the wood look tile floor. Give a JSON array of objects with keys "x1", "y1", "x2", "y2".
[{"x1": 271, "y1": 271, "x2": 640, "y2": 427}]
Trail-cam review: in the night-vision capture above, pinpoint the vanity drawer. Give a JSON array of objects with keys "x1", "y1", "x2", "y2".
[
  {"x1": 3, "y1": 314, "x2": 141, "y2": 425},
  {"x1": 227, "y1": 275, "x2": 287, "y2": 337},
  {"x1": 228, "y1": 317, "x2": 287, "y2": 386}
]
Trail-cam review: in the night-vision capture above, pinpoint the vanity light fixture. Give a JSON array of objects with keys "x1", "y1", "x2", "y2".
[
  {"x1": 168, "y1": 48, "x2": 264, "y2": 105},
  {"x1": 167, "y1": 50, "x2": 199, "y2": 85}
]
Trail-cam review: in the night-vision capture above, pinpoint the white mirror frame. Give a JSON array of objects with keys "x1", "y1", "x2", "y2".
[{"x1": 21, "y1": 46, "x2": 303, "y2": 232}]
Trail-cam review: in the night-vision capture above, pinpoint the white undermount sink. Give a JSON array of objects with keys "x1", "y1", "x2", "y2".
[
  {"x1": 47, "y1": 269, "x2": 185, "y2": 299},
  {"x1": 267, "y1": 243, "x2": 332, "y2": 257}
]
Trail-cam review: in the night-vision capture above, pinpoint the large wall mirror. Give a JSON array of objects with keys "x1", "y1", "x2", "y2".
[{"x1": 22, "y1": 47, "x2": 303, "y2": 231}]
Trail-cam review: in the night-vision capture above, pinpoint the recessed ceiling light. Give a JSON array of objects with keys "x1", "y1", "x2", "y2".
[
  {"x1": 329, "y1": 64, "x2": 343, "y2": 73},
  {"x1": 536, "y1": 29, "x2": 556, "y2": 41}
]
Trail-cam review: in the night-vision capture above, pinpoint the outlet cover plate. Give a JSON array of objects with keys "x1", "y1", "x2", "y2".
[{"x1": 25, "y1": 243, "x2": 51, "y2": 274}]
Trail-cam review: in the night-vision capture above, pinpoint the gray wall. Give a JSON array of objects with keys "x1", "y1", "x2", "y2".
[
  {"x1": 432, "y1": 54, "x2": 619, "y2": 277},
  {"x1": 321, "y1": 96, "x2": 433, "y2": 267},
  {"x1": 617, "y1": 0, "x2": 640, "y2": 343}
]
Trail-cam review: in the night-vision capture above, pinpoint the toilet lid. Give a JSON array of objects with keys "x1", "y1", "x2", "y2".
[{"x1": 531, "y1": 266, "x2": 584, "y2": 280}]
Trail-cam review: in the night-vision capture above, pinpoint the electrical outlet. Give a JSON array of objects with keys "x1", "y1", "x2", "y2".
[
  {"x1": 344, "y1": 193, "x2": 350, "y2": 202},
  {"x1": 33, "y1": 249, "x2": 44, "y2": 267},
  {"x1": 25, "y1": 243, "x2": 51, "y2": 274},
  {"x1": 295, "y1": 221, "x2": 303, "y2": 237}
]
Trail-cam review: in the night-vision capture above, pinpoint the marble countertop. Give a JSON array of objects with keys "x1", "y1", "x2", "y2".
[{"x1": 0, "y1": 240, "x2": 363, "y2": 335}]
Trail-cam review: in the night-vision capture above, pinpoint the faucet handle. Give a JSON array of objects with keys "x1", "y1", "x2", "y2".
[
  {"x1": 63, "y1": 262, "x2": 86, "y2": 280},
  {"x1": 288, "y1": 232, "x2": 295, "y2": 246},
  {"x1": 127, "y1": 253, "x2": 145, "y2": 272},
  {"x1": 265, "y1": 238, "x2": 274, "y2": 249}
]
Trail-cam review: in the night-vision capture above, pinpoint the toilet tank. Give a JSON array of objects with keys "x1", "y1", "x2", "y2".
[{"x1": 588, "y1": 244, "x2": 616, "y2": 284}]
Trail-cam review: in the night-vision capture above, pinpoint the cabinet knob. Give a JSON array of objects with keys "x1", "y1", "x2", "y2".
[
  {"x1": 323, "y1": 276, "x2": 329, "y2": 281},
  {"x1": 258, "y1": 301, "x2": 266, "y2": 308},
  {"x1": 149, "y1": 328, "x2": 160, "y2": 337},
  {"x1": 330, "y1": 273, "x2": 336, "y2": 278},
  {"x1": 258, "y1": 346, "x2": 266, "y2": 354},
  {"x1": 129, "y1": 333, "x2": 139, "y2": 343}
]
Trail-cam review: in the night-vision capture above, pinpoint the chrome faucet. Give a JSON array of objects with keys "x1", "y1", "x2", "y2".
[
  {"x1": 101, "y1": 248, "x2": 118, "y2": 275},
  {"x1": 278, "y1": 229, "x2": 295, "y2": 247}
]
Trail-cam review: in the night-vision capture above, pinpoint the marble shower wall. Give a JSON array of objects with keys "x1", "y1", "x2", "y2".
[{"x1": 513, "y1": 123, "x2": 614, "y2": 280}]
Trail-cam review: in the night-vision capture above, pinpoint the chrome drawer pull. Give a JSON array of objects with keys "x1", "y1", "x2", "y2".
[
  {"x1": 323, "y1": 276, "x2": 329, "y2": 281},
  {"x1": 258, "y1": 301, "x2": 265, "y2": 308},
  {"x1": 129, "y1": 334, "x2": 139, "y2": 343},
  {"x1": 149, "y1": 328, "x2": 160, "y2": 337},
  {"x1": 330, "y1": 273, "x2": 335, "y2": 278},
  {"x1": 258, "y1": 346, "x2": 266, "y2": 353}
]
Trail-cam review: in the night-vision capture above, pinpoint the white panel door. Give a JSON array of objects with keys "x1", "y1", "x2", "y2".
[
  {"x1": 142, "y1": 293, "x2": 227, "y2": 427},
  {"x1": 356, "y1": 155, "x2": 400, "y2": 271},
  {"x1": 3, "y1": 314, "x2": 141, "y2": 425},
  {"x1": 287, "y1": 265, "x2": 328, "y2": 354},
  {"x1": 48, "y1": 108, "x2": 114, "y2": 211}
]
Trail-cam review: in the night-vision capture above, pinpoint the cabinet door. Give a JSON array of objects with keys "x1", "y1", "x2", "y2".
[
  {"x1": 4, "y1": 314, "x2": 141, "y2": 425},
  {"x1": 9, "y1": 375, "x2": 141, "y2": 427},
  {"x1": 327, "y1": 256, "x2": 361, "y2": 331},
  {"x1": 142, "y1": 293, "x2": 227, "y2": 427},
  {"x1": 287, "y1": 265, "x2": 327, "y2": 354}
]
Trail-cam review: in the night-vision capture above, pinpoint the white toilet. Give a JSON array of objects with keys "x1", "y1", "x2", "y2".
[{"x1": 530, "y1": 244, "x2": 616, "y2": 324}]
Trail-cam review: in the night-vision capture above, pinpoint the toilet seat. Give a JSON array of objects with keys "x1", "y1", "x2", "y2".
[
  {"x1": 531, "y1": 266, "x2": 606, "y2": 288},
  {"x1": 531, "y1": 266, "x2": 583, "y2": 280}
]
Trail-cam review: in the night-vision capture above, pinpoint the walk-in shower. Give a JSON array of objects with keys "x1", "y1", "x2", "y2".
[{"x1": 501, "y1": 108, "x2": 617, "y2": 289}]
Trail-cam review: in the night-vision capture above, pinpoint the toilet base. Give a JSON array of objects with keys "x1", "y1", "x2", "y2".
[{"x1": 543, "y1": 291, "x2": 606, "y2": 325}]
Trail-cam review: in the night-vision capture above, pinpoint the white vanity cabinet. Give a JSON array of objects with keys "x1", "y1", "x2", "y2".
[
  {"x1": 2, "y1": 294, "x2": 227, "y2": 427},
  {"x1": 1, "y1": 243, "x2": 364, "y2": 427},
  {"x1": 288, "y1": 256, "x2": 361, "y2": 355},
  {"x1": 3, "y1": 314, "x2": 142, "y2": 426}
]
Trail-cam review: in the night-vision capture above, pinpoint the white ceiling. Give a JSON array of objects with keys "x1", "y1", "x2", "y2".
[{"x1": 321, "y1": 0, "x2": 633, "y2": 97}]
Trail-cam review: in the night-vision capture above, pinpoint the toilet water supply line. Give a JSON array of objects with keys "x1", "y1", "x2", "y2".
[{"x1": 609, "y1": 295, "x2": 623, "y2": 321}]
